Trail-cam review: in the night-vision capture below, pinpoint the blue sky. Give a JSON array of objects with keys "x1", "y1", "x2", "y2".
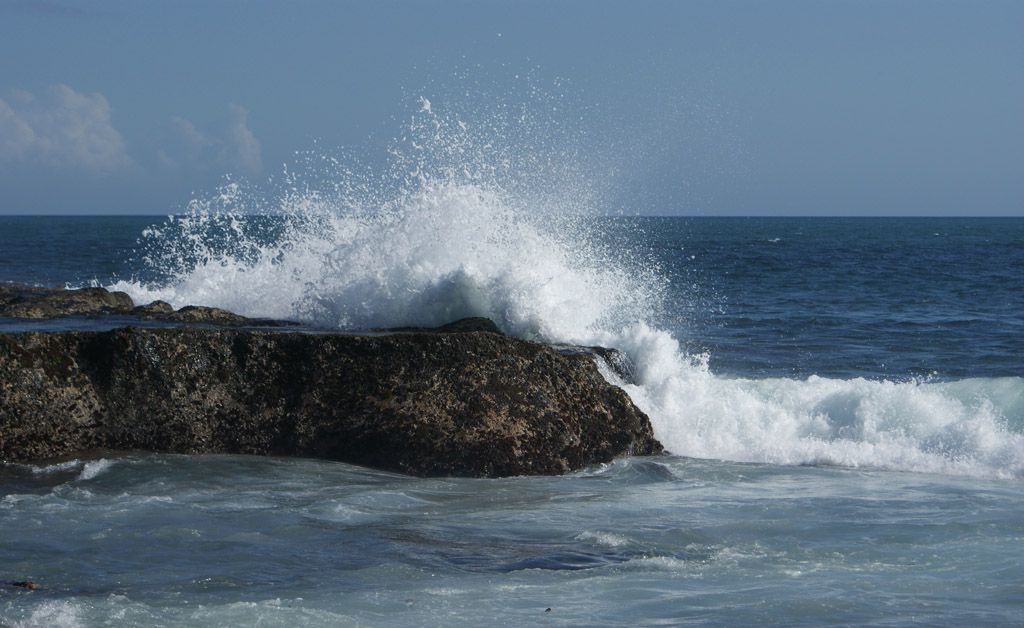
[{"x1": 0, "y1": 0, "x2": 1021, "y2": 216}]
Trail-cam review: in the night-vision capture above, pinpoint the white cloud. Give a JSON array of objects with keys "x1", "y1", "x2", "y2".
[
  {"x1": 171, "y1": 115, "x2": 215, "y2": 159},
  {"x1": 161, "y1": 104, "x2": 263, "y2": 177},
  {"x1": 225, "y1": 104, "x2": 261, "y2": 176},
  {"x1": 0, "y1": 84, "x2": 133, "y2": 175}
]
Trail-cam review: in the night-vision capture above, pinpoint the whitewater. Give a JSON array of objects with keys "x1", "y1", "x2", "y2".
[{"x1": 103, "y1": 101, "x2": 1023, "y2": 482}]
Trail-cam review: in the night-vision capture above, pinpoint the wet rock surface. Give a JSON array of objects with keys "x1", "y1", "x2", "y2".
[
  {"x1": 0, "y1": 284, "x2": 135, "y2": 319},
  {"x1": 0, "y1": 283, "x2": 294, "y2": 327},
  {"x1": 0, "y1": 287, "x2": 662, "y2": 477}
]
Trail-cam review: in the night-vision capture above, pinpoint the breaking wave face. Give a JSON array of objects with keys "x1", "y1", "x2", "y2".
[
  {"x1": 111, "y1": 92, "x2": 1024, "y2": 480},
  {"x1": 115, "y1": 182, "x2": 654, "y2": 342},
  {"x1": 114, "y1": 91, "x2": 660, "y2": 342}
]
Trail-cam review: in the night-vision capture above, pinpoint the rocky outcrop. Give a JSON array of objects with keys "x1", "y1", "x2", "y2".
[
  {"x1": 0, "y1": 283, "x2": 293, "y2": 326},
  {"x1": 0, "y1": 325, "x2": 662, "y2": 477},
  {"x1": 0, "y1": 284, "x2": 134, "y2": 319}
]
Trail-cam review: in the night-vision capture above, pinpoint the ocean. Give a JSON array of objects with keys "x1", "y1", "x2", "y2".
[
  {"x1": 1, "y1": 102, "x2": 1023, "y2": 625},
  {"x1": 1, "y1": 211, "x2": 1021, "y2": 627}
]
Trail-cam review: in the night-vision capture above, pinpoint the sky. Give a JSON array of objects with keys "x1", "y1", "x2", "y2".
[{"x1": 0, "y1": 0, "x2": 1021, "y2": 216}]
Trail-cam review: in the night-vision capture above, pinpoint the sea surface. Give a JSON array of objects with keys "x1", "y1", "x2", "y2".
[
  {"x1": 2, "y1": 95, "x2": 1023, "y2": 626},
  {"x1": 1, "y1": 211, "x2": 1021, "y2": 627}
]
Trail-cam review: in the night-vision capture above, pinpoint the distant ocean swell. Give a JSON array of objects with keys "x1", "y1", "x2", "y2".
[{"x1": 109, "y1": 101, "x2": 1023, "y2": 481}]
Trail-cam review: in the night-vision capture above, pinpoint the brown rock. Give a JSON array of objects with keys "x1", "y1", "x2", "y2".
[
  {"x1": 0, "y1": 325, "x2": 662, "y2": 477},
  {"x1": 162, "y1": 305, "x2": 251, "y2": 324},
  {"x1": 133, "y1": 300, "x2": 174, "y2": 316},
  {"x1": 0, "y1": 284, "x2": 134, "y2": 318},
  {"x1": 1, "y1": 284, "x2": 296, "y2": 327}
]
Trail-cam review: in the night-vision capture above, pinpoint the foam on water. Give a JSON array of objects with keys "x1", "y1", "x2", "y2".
[
  {"x1": 27, "y1": 460, "x2": 83, "y2": 475},
  {"x1": 16, "y1": 458, "x2": 115, "y2": 482},
  {"x1": 77, "y1": 459, "x2": 115, "y2": 481},
  {"x1": 11, "y1": 600, "x2": 85, "y2": 628},
  {"x1": 109, "y1": 94, "x2": 1023, "y2": 480},
  {"x1": 604, "y1": 323, "x2": 1024, "y2": 478}
]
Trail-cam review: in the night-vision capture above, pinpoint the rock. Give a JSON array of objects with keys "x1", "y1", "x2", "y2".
[
  {"x1": 1, "y1": 284, "x2": 296, "y2": 327},
  {"x1": 0, "y1": 283, "x2": 134, "y2": 318},
  {"x1": 435, "y1": 317, "x2": 504, "y2": 334},
  {"x1": 0, "y1": 283, "x2": 49, "y2": 309},
  {"x1": 136, "y1": 303, "x2": 298, "y2": 327},
  {"x1": 133, "y1": 300, "x2": 174, "y2": 316},
  {"x1": 162, "y1": 305, "x2": 252, "y2": 325},
  {"x1": 388, "y1": 317, "x2": 504, "y2": 335},
  {"x1": 0, "y1": 326, "x2": 662, "y2": 477}
]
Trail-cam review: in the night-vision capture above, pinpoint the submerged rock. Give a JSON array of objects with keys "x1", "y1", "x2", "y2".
[{"x1": 0, "y1": 325, "x2": 662, "y2": 477}]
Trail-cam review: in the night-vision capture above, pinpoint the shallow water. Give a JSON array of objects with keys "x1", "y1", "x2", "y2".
[{"x1": 3, "y1": 454, "x2": 1022, "y2": 627}]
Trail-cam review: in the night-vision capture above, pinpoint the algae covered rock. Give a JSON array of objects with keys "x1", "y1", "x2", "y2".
[
  {"x1": 0, "y1": 325, "x2": 662, "y2": 477},
  {"x1": 0, "y1": 283, "x2": 296, "y2": 327},
  {"x1": 0, "y1": 284, "x2": 134, "y2": 318}
]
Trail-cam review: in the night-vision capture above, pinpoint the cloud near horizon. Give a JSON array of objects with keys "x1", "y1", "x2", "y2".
[
  {"x1": 0, "y1": 84, "x2": 134, "y2": 175},
  {"x1": 158, "y1": 104, "x2": 263, "y2": 179},
  {"x1": 0, "y1": 84, "x2": 263, "y2": 185}
]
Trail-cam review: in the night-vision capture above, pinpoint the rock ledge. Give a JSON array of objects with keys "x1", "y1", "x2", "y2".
[{"x1": 0, "y1": 287, "x2": 662, "y2": 477}]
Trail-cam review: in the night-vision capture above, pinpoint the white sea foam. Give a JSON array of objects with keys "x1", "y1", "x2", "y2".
[
  {"x1": 77, "y1": 459, "x2": 114, "y2": 481},
  {"x1": 21, "y1": 458, "x2": 116, "y2": 481},
  {"x1": 10, "y1": 600, "x2": 85, "y2": 628},
  {"x1": 607, "y1": 323, "x2": 1024, "y2": 478},
  {"x1": 28, "y1": 459, "x2": 83, "y2": 475},
  {"x1": 109, "y1": 95, "x2": 1024, "y2": 480},
  {"x1": 576, "y1": 530, "x2": 632, "y2": 548}
]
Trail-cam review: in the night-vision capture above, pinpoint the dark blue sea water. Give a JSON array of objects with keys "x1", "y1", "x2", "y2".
[
  {"x1": 2, "y1": 211, "x2": 1022, "y2": 626},
  {"x1": 652, "y1": 216, "x2": 1024, "y2": 381}
]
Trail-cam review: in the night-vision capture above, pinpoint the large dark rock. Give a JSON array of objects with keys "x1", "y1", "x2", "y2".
[{"x1": 0, "y1": 326, "x2": 662, "y2": 477}]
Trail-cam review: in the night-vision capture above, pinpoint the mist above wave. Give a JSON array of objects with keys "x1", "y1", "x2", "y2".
[{"x1": 114, "y1": 85, "x2": 661, "y2": 341}]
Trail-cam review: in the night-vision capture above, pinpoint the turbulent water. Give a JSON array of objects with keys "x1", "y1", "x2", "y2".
[
  {"x1": 2, "y1": 98, "x2": 1023, "y2": 625},
  {"x1": 3, "y1": 455, "x2": 1021, "y2": 627}
]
